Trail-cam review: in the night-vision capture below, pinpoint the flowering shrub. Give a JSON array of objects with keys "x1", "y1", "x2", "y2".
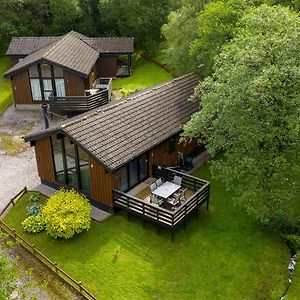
[
  {"x1": 27, "y1": 203, "x2": 42, "y2": 216},
  {"x1": 22, "y1": 215, "x2": 46, "y2": 234},
  {"x1": 42, "y1": 189, "x2": 91, "y2": 239},
  {"x1": 30, "y1": 193, "x2": 40, "y2": 202}
]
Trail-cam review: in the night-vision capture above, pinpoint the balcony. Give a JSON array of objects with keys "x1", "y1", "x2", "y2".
[
  {"x1": 48, "y1": 78, "x2": 112, "y2": 114},
  {"x1": 112, "y1": 166, "x2": 210, "y2": 239}
]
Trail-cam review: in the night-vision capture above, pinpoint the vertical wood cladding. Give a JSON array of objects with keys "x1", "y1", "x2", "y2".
[
  {"x1": 64, "y1": 70, "x2": 85, "y2": 96},
  {"x1": 34, "y1": 137, "x2": 55, "y2": 183},
  {"x1": 97, "y1": 56, "x2": 117, "y2": 77},
  {"x1": 90, "y1": 158, "x2": 118, "y2": 207},
  {"x1": 148, "y1": 135, "x2": 196, "y2": 176},
  {"x1": 11, "y1": 70, "x2": 32, "y2": 104},
  {"x1": 86, "y1": 65, "x2": 97, "y2": 89}
]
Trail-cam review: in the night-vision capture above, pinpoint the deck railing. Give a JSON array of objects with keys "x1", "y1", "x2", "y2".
[
  {"x1": 112, "y1": 166, "x2": 210, "y2": 235},
  {"x1": 48, "y1": 89, "x2": 109, "y2": 113}
]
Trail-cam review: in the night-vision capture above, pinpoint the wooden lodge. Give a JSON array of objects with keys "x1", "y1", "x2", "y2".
[
  {"x1": 4, "y1": 31, "x2": 134, "y2": 112},
  {"x1": 24, "y1": 74, "x2": 210, "y2": 233}
]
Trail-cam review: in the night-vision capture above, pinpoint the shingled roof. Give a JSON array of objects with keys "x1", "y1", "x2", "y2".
[
  {"x1": 25, "y1": 74, "x2": 199, "y2": 171},
  {"x1": 4, "y1": 31, "x2": 134, "y2": 78}
]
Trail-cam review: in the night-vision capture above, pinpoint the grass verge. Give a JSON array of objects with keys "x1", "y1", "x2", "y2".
[
  {"x1": 4, "y1": 164, "x2": 290, "y2": 300},
  {"x1": 0, "y1": 56, "x2": 12, "y2": 114},
  {"x1": 112, "y1": 58, "x2": 173, "y2": 92}
]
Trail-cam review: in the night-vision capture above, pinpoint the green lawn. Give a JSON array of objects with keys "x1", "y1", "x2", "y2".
[
  {"x1": 0, "y1": 56, "x2": 12, "y2": 113},
  {"x1": 4, "y1": 164, "x2": 290, "y2": 299},
  {"x1": 112, "y1": 59, "x2": 173, "y2": 91}
]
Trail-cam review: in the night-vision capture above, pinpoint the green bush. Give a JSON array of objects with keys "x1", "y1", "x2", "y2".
[
  {"x1": 27, "y1": 203, "x2": 42, "y2": 216},
  {"x1": 120, "y1": 87, "x2": 140, "y2": 97},
  {"x1": 22, "y1": 215, "x2": 46, "y2": 234},
  {"x1": 30, "y1": 193, "x2": 40, "y2": 202},
  {"x1": 42, "y1": 189, "x2": 91, "y2": 239},
  {"x1": 282, "y1": 234, "x2": 300, "y2": 253}
]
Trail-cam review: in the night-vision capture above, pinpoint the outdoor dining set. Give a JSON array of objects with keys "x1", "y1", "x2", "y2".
[{"x1": 149, "y1": 175, "x2": 187, "y2": 209}]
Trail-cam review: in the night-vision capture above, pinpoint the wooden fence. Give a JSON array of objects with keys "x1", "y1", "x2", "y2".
[
  {"x1": 0, "y1": 189, "x2": 97, "y2": 300},
  {"x1": 0, "y1": 186, "x2": 27, "y2": 218},
  {"x1": 48, "y1": 89, "x2": 109, "y2": 113}
]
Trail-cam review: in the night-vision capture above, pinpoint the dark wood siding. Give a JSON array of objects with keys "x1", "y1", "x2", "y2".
[
  {"x1": 35, "y1": 137, "x2": 56, "y2": 183},
  {"x1": 90, "y1": 158, "x2": 118, "y2": 207},
  {"x1": 11, "y1": 70, "x2": 32, "y2": 104},
  {"x1": 148, "y1": 135, "x2": 196, "y2": 176},
  {"x1": 64, "y1": 70, "x2": 85, "y2": 96},
  {"x1": 86, "y1": 65, "x2": 97, "y2": 89},
  {"x1": 97, "y1": 56, "x2": 117, "y2": 77}
]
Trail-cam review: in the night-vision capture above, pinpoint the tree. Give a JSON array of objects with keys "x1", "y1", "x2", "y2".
[
  {"x1": 190, "y1": 0, "x2": 254, "y2": 77},
  {"x1": 98, "y1": 0, "x2": 171, "y2": 52},
  {"x1": 182, "y1": 5, "x2": 300, "y2": 229},
  {"x1": 161, "y1": 0, "x2": 212, "y2": 75}
]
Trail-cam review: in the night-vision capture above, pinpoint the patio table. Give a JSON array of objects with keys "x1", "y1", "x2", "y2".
[{"x1": 152, "y1": 181, "x2": 181, "y2": 199}]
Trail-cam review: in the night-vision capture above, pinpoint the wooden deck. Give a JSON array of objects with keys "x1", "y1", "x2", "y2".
[
  {"x1": 48, "y1": 89, "x2": 109, "y2": 113},
  {"x1": 112, "y1": 166, "x2": 210, "y2": 238}
]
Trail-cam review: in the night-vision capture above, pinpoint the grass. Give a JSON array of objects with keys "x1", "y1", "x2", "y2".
[
  {"x1": 112, "y1": 58, "x2": 173, "y2": 91},
  {"x1": 0, "y1": 56, "x2": 12, "y2": 113},
  {"x1": 4, "y1": 163, "x2": 290, "y2": 299}
]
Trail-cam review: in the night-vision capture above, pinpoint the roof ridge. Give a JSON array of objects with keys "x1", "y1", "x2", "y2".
[
  {"x1": 41, "y1": 32, "x2": 72, "y2": 59},
  {"x1": 60, "y1": 74, "x2": 197, "y2": 129}
]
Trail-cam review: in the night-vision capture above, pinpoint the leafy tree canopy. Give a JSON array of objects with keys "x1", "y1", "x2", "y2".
[{"x1": 182, "y1": 5, "x2": 300, "y2": 229}]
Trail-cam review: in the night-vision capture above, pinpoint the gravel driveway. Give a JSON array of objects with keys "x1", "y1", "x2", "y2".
[{"x1": 0, "y1": 105, "x2": 59, "y2": 212}]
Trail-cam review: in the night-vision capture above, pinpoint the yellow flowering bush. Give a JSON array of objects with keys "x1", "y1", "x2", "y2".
[{"x1": 42, "y1": 189, "x2": 91, "y2": 239}]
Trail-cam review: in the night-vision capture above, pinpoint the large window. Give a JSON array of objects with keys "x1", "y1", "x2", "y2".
[
  {"x1": 28, "y1": 64, "x2": 65, "y2": 101},
  {"x1": 51, "y1": 135, "x2": 91, "y2": 193},
  {"x1": 119, "y1": 154, "x2": 148, "y2": 192}
]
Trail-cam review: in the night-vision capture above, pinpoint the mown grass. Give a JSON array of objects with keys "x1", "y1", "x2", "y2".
[
  {"x1": 4, "y1": 164, "x2": 290, "y2": 300},
  {"x1": 112, "y1": 58, "x2": 173, "y2": 92},
  {"x1": 0, "y1": 56, "x2": 12, "y2": 113}
]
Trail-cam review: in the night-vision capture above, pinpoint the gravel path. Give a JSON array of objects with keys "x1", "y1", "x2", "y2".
[{"x1": 0, "y1": 105, "x2": 59, "y2": 212}]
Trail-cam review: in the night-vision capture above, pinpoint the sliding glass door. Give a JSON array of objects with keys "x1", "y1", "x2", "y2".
[{"x1": 119, "y1": 153, "x2": 148, "y2": 192}]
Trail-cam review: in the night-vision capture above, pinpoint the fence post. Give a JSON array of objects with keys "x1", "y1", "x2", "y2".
[
  {"x1": 32, "y1": 244, "x2": 36, "y2": 256},
  {"x1": 12, "y1": 229, "x2": 16, "y2": 240},
  {"x1": 78, "y1": 281, "x2": 83, "y2": 294},
  {"x1": 54, "y1": 262, "x2": 58, "y2": 274}
]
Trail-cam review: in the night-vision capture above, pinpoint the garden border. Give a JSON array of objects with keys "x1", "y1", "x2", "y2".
[{"x1": 0, "y1": 188, "x2": 97, "y2": 300}]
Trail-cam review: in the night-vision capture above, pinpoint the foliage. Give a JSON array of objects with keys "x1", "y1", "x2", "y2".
[
  {"x1": 98, "y1": 0, "x2": 171, "y2": 52},
  {"x1": 0, "y1": 57, "x2": 12, "y2": 113},
  {"x1": 3, "y1": 167, "x2": 290, "y2": 299},
  {"x1": 161, "y1": 0, "x2": 212, "y2": 75},
  {"x1": 0, "y1": 254, "x2": 17, "y2": 300},
  {"x1": 120, "y1": 87, "x2": 139, "y2": 97},
  {"x1": 30, "y1": 193, "x2": 40, "y2": 202},
  {"x1": 42, "y1": 189, "x2": 91, "y2": 239},
  {"x1": 27, "y1": 203, "x2": 43, "y2": 216},
  {"x1": 282, "y1": 234, "x2": 300, "y2": 253},
  {"x1": 22, "y1": 215, "x2": 46, "y2": 234},
  {"x1": 183, "y1": 5, "x2": 300, "y2": 229},
  {"x1": 190, "y1": 0, "x2": 255, "y2": 77}
]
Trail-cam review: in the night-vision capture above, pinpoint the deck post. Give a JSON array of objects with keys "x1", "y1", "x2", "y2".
[
  {"x1": 184, "y1": 221, "x2": 186, "y2": 230},
  {"x1": 206, "y1": 197, "x2": 209, "y2": 210}
]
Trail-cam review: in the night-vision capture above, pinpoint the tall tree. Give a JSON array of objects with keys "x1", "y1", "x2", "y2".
[
  {"x1": 98, "y1": 0, "x2": 170, "y2": 52},
  {"x1": 161, "y1": 0, "x2": 212, "y2": 75},
  {"x1": 182, "y1": 5, "x2": 300, "y2": 229}
]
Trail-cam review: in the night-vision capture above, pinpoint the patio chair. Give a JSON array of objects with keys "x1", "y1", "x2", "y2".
[
  {"x1": 156, "y1": 178, "x2": 163, "y2": 187},
  {"x1": 168, "y1": 193, "x2": 180, "y2": 206},
  {"x1": 151, "y1": 195, "x2": 164, "y2": 206},
  {"x1": 173, "y1": 175, "x2": 182, "y2": 186},
  {"x1": 150, "y1": 183, "x2": 157, "y2": 192}
]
